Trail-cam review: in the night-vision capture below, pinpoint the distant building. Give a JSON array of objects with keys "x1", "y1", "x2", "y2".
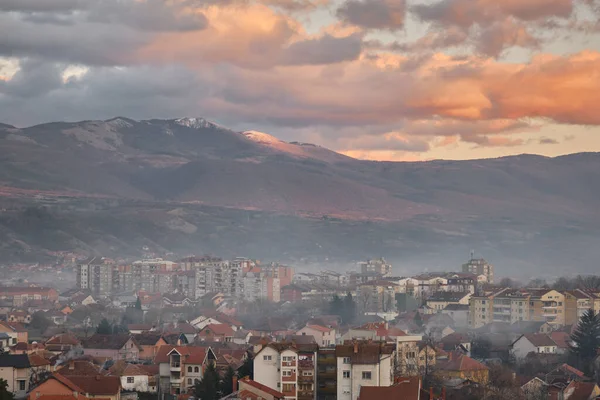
[
  {"x1": 462, "y1": 257, "x2": 494, "y2": 284},
  {"x1": 359, "y1": 258, "x2": 392, "y2": 277},
  {"x1": 77, "y1": 256, "x2": 115, "y2": 297}
]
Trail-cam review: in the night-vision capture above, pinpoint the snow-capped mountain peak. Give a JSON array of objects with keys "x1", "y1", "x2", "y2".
[
  {"x1": 174, "y1": 117, "x2": 219, "y2": 130},
  {"x1": 242, "y1": 130, "x2": 283, "y2": 145}
]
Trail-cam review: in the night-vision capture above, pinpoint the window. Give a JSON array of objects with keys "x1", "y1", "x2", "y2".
[
  {"x1": 343, "y1": 371, "x2": 350, "y2": 379},
  {"x1": 187, "y1": 379, "x2": 192, "y2": 385},
  {"x1": 194, "y1": 367, "x2": 199, "y2": 373},
  {"x1": 362, "y1": 372, "x2": 372, "y2": 380},
  {"x1": 263, "y1": 355, "x2": 272, "y2": 361},
  {"x1": 18, "y1": 381, "x2": 26, "y2": 391},
  {"x1": 188, "y1": 366, "x2": 193, "y2": 373},
  {"x1": 127, "y1": 377, "x2": 134, "y2": 384},
  {"x1": 342, "y1": 357, "x2": 351, "y2": 364}
]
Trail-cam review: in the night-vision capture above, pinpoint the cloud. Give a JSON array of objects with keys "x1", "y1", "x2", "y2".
[
  {"x1": 474, "y1": 18, "x2": 540, "y2": 57},
  {"x1": 261, "y1": 0, "x2": 330, "y2": 11},
  {"x1": 539, "y1": 137, "x2": 559, "y2": 144},
  {"x1": 336, "y1": 0, "x2": 406, "y2": 30},
  {"x1": 0, "y1": 0, "x2": 82, "y2": 13},
  {"x1": 280, "y1": 34, "x2": 363, "y2": 65},
  {"x1": 338, "y1": 131, "x2": 431, "y2": 152}
]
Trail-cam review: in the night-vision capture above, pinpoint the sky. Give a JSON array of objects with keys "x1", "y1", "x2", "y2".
[{"x1": 0, "y1": 0, "x2": 599, "y2": 161}]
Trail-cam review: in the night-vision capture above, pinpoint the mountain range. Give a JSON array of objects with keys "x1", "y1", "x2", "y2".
[{"x1": 1, "y1": 117, "x2": 599, "y2": 277}]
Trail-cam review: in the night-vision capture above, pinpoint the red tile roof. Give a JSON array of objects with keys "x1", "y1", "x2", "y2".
[
  {"x1": 56, "y1": 361, "x2": 102, "y2": 377},
  {"x1": 28, "y1": 353, "x2": 51, "y2": 367},
  {"x1": 305, "y1": 324, "x2": 333, "y2": 333},
  {"x1": 239, "y1": 377, "x2": 285, "y2": 398},
  {"x1": 154, "y1": 345, "x2": 208, "y2": 365},
  {"x1": 198, "y1": 324, "x2": 234, "y2": 337},
  {"x1": 359, "y1": 377, "x2": 421, "y2": 400},
  {"x1": 45, "y1": 333, "x2": 80, "y2": 346},
  {"x1": 550, "y1": 332, "x2": 570, "y2": 349},
  {"x1": 437, "y1": 353, "x2": 489, "y2": 372},
  {"x1": 55, "y1": 374, "x2": 121, "y2": 395},
  {"x1": 524, "y1": 334, "x2": 557, "y2": 348}
]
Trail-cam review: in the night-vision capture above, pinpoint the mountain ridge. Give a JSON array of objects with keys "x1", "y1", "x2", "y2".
[{"x1": 0, "y1": 117, "x2": 599, "y2": 274}]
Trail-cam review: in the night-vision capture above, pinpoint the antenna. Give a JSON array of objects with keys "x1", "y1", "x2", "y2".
[{"x1": 470, "y1": 249, "x2": 474, "y2": 260}]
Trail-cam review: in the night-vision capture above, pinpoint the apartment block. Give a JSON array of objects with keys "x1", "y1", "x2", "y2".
[
  {"x1": 317, "y1": 348, "x2": 336, "y2": 400},
  {"x1": 77, "y1": 256, "x2": 115, "y2": 297},
  {"x1": 254, "y1": 342, "x2": 319, "y2": 400},
  {"x1": 335, "y1": 342, "x2": 395, "y2": 400},
  {"x1": 462, "y1": 257, "x2": 494, "y2": 284}
]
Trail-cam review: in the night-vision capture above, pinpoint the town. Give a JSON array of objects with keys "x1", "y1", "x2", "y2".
[{"x1": 0, "y1": 255, "x2": 599, "y2": 400}]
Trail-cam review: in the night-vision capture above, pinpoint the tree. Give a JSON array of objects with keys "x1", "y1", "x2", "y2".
[
  {"x1": 569, "y1": 308, "x2": 600, "y2": 376},
  {"x1": 342, "y1": 293, "x2": 356, "y2": 324},
  {"x1": 195, "y1": 363, "x2": 219, "y2": 400},
  {"x1": 0, "y1": 378, "x2": 14, "y2": 400},
  {"x1": 219, "y1": 366, "x2": 236, "y2": 396},
  {"x1": 30, "y1": 312, "x2": 52, "y2": 332},
  {"x1": 553, "y1": 277, "x2": 574, "y2": 290},
  {"x1": 96, "y1": 318, "x2": 112, "y2": 334},
  {"x1": 329, "y1": 295, "x2": 344, "y2": 316},
  {"x1": 499, "y1": 278, "x2": 518, "y2": 288},
  {"x1": 471, "y1": 336, "x2": 492, "y2": 360},
  {"x1": 135, "y1": 296, "x2": 142, "y2": 310},
  {"x1": 237, "y1": 356, "x2": 254, "y2": 380},
  {"x1": 413, "y1": 312, "x2": 423, "y2": 329}
]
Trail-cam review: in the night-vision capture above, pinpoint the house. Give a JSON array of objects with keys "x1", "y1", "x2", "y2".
[
  {"x1": 254, "y1": 341, "x2": 319, "y2": 400},
  {"x1": 132, "y1": 333, "x2": 167, "y2": 360},
  {"x1": 545, "y1": 364, "x2": 588, "y2": 387},
  {"x1": 0, "y1": 321, "x2": 28, "y2": 344},
  {"x1": 163, "y1": 322, "x2": 198, "y2": 343},
  {"x1": 56, "y1": 360, "x2": 102, "y2": 377},
  {"x1": 520, "y1": 377, "x2": 548, "y2": 398},
  {"x1": 427, "y1": 292, "x2": 472, "y2": 312},
  {"x1": 511, "y1": 334, "x2": 559, "y2": 360},
  {"x1": 190, "y1": 313, "x2": 244, "y2": 332},
  {"x1": 10, "y1": 341, "x2": 45, "y2": 355},
  {"x1": 440, "y1": 333, "x2": 471, "y2": 356},
  {"x1": 0, "y1": 287, "x2": 59, "y2": 307},
  {"x1": 0, "y1": 333, "x2": 11, "y2": 352},
  {"x1": 82, "y1": 334, "x2": 139, "y2": 361},
  {"x1": 550, "y1": 331, "x2": 572, "y2": 354},
  {"x1": 335, "y1": 342, "x2": 395, "y2": 400},
  {"x1": 563, "y1": 381, "x2": 600, "y2": 400},
  {"x1": 29, "y1": 373, "x2": 121, "y2": 400},
  {"x1": 280, "y1": 284, "x2": 305, "y2": 303},
  {"x1": 197, "y1": 324, "x2": 235, "y2": 342},
  {"x1": 296, "y1": 324, "x2": 336, "y2": 347},
  {"x1": 44, "y1": 333, "x2": 80, "y2": 354},
  {"x1": 358, "y1": 376, "x2": 422, "y2": 400},
  {"x1": 511, "y1": 320, "x2": 554, "y2": 335},
  {"x1": 221, "y1": 377, "x2": 285, "y2": 400},
  {"x1": 0, "y1": 354, "x2": 32, "y2": 397},
  {"x1": 154, "y1": 345, "x2": 217, "y2": 395},
  {"x1": 28, "y1": 353, "x2": 51, "y2": 385},
  {"x1": 44, "y1": 310, "x2": 68, "y2": 325},
  {"x1": 7, "y1": 310, "x2": 32, "y2": 325},
  {"x1": 395, "y1": 333, "x2": 424, "y2": 376},
  {"x1": 441, "y1": 304, "x2": 470, "y2": 326},
  {"x1": 434, "y1": 352, "x2": 489, "y2": 384},
  {"x1": 127, "y1": 324, "x2": 153, "y2": 334},
  {"x1": 109, "y1": 360, "x2": 158, "y2": 393}
]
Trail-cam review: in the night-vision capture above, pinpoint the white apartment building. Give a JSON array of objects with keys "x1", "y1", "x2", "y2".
[
  {"x1": 254, "y1": 343, "x2": 319, "y2": 400},
  {"x1": 395, "y1": 334, "x2": 424, "y2": 376},
  {"x1": 296, "y1": 325, "x2": 336, "y2": 347},
  {"x1": 335, "y1": 342, "x2": 395, "y2": 400},
  {"x1": 77, "y1": 256, "x2": 114, "y2": 297}
]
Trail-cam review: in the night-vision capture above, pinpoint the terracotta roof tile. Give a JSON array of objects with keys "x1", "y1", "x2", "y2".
[
  {"x1": 359, "y1": 377, "x2": 421, "y2": 400},
  {"x1": 239, "y1": 377, "x2": 284, "y2": 398}
]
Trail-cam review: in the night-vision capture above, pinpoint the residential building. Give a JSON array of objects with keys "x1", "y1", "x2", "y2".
[
  {"x1": 0, "y1": 287, "x2": 59, "y2": 307},
  {"x1": 335, "y1": 342, "x2": 395, "y2": 400},
  {"x1": 109, "y1": 361, "x2": 158, "y2": 393},
  {"x1": 82, "y1": 334, "x2": 139, "y2": 361},
  {"x1": 44, "y1": 333, "x2": 80, "y2": 354},
  {"x1": 224, "y1": 377, "x2": 285, "y2": 400},
  {"x1": 0, "y1": 321, "x2": 28, "y2": 344},
  {"x1": 540, "y1": 290, "x2": 566, "y2": 327},
  {"x1": 446, "y1": 274, "x2": 478, "y2": 294},
  {"x1": 0, "y1": 354, "x2": 32, "y2": 398},
  {"x1": 317, "y1": 348, "x2": 337, "y2": 400},
  {"x1": 564, "y1": 290, "x2": 593, "y2": 326},
  {"x1": 29, "y1": 373, "x2": 121, "y2": 400},
  {"x1": 296, "y1": 325, "x2": 336, "y2": 347},
  {"x1": 154, "y1": 345, "x2": 216, "y2": 395},
  {"x1": 197, "y1": 324, "x2": 235, "y2": 342},
  {"x1": 435, "y1": 352, "x2": 489, "y2": 384},
  {"x1": 462, "y1": 257, "x2": 494, "y2": 284},
  {"x1": 441, "y1": 304, "x2": 469, "y2": 326},
  {"x1": 7, "y1": 311, "x2": 31, "y2": 325},
  {"x1": 254, "y1": 342, "x2": 319, "y2": 400},
  {"x1": 426, "y1": 292, "x2": 471, "y2": 311},
  {"x1": 77, "y1": 257, "x2": 115, "y2": 297},
  {"x1": 132, "y1": 333, "x2": 167, "y2": 360},
  {"x1": 511, "y1": 334, "x2": 559, "y2": 360},
  {"x1": 281, "y1": 284, "x2": 305, "y2": 303},
  {"x1": 358, "y1": 258, "x2": 392, "y2": 277},
  {"x1": 357, "y1": 281, "x2": 399, "y2": 313}
]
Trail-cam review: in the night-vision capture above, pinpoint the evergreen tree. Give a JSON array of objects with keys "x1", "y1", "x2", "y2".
[
  {"x1": 0, "y1": 378, "x2": 14, "y2": 400},
  {"x1": 195, "y1": 363, "x2": 219, "y2": 400},
  {"x1": 96, "y1": 318, "x2": 112, "y2": 334},
  {"x1": 237, "y1": 357, "x2": 254, "y2": 380},
  {"x1": 219, "y1": 366, "x2": 236, "y2": 396},
  {"x1": 135, "y1": 296, "x2": 142, "y2": 310},
  {"x1": 329, "y1": 295, "x2": 344, "y2": 316},
  {"x1": 569, "y1": 309, "x2": 600, "y2": 376}
]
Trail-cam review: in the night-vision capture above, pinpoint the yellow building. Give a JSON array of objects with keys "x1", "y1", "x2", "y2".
[
  {"x1": 435, "y1": 353, "x2": 489, "y2": 384},
  {"x1": 540, "y1": 290, "x2": 566, "y2": 327}
]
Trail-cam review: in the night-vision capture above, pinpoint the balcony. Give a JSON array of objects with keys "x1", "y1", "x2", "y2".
[
  {"x1": 282, "y1": 361, "x2": 297, "y2": 367},
  {"x1": 298, "y1": 360, "x2": 314, "y2": 369},
  {"x1": 282, "y1": 390, "x2": 296, "y2": 397},
  {"x1": 298, "y1": 376, "x2": 314, "y2": 383},
  {"x1": 318, "y1": 357, "x2": 336, "y2": 365},
  {"x1": 170, "y1": 362, "x2": 181, "y2": 371},
  {"x1": 282, "y1": 374, "x2": 297, "y2": 382},
  {"x1": 170, "y1": 377, "x2": 182, "y2": 384}
]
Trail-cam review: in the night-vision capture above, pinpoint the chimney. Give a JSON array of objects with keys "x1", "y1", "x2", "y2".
[
  {"x1": 448, "y1": 352, "x2": 452, "y2": 361},
  {"x1": 73, "y1": 392, "x2": 78, "y2": 399},
  {"x1": 36, "y1": 392, "x2": 40, "y2": 399},
  {"x1": 430, "y1": 387, "x2": 434, "y2": 400},
  {"x1": 232, "y1": 375, "x2": 238, "y2": 393},
  {"x1": 69, "y1": 360, "x2": 75, "y2": 370},
  {"x1": 353, "y1": 342, "x2": 359, "y2": 354},
  {"x1": 442, "y1": 387, "x2": 446, "y2": 400}
]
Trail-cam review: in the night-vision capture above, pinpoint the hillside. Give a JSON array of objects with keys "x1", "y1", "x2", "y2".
[{"x1": 1, "y1": 117, "x2": 599, "y2": 276}]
